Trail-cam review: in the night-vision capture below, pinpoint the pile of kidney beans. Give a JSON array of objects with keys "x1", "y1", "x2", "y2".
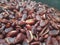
[{"x1": 0, "y1": 0, "x2": 60, "y2": 45}]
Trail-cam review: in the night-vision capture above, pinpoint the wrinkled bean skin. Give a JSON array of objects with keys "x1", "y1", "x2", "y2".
[
  {"x1": 26, "y1": 30, "x2": 33, "y2": 42},
  {"x1": 46, "y1": 36, "x2": 52, "y2": 45},
  {"x1": 52, "y1": 37, "x2": 59, "y2": 45},
  {"x1": 14, "y1": 33, "x2": 26, "y2": 43},
  {"x1": 26, "y1": 19, "x2": 35, "y2": 25},
  {"x1": 6, "y1": 30, "x2": 18, "y2": 37},
  {"x1": 49, "y1": 30, "x2": 59, "y2": 36}
]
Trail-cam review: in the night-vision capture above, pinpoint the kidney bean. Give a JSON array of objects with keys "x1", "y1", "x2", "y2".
[
  {"x1": 46, "y1": 36, "x2": 52, "y2": 45},
  {"x1": 26, "y1": 30, "x2": 33, "y2": 42},
  {"x1": 40, "y1": 20, "x2": 48, "y2": 27},
  {"x1": 26, "y1": 24, "x2": 32, "y2": 30},
  {"x1": 49, "y1": 30, "x2": 59, "y2": 36},
  {"x1": 20, "y1": 29, "x2": 26, "y2": 33},
  {"x1": 26, "y1": 19, "x2": 35, "y2": 25},
  {"x1": 36, "y1": 15, "x2": 41, "y2": 21},
  {"x1": 6, "y1": 30, "x2": 18, "y2": 37},
  {"x1": 14, "y1": 33, "x2": 26, "y2": 43},
  {"x1": 52, "y1": 37, "x2": 59, "y2": 45}
]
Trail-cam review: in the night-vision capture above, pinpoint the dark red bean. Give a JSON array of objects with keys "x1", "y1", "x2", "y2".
[
  {"x1": 36, "y1": 15, "x2": 41, "y2": 21},
  {"x1": 14, "y1": 33, "x2": 26, "y2": 43},
  {"x1": 7, "y1": 30, "x2": 18, "y2": 37},
  {"x1": 46, "y1": 36, "x2": 52, "y2": 45},
  {"x1": 26, "y1": 24, "x2": 32, "y2": 30},
  {"x1": 40, "y1": 20, "x2": 48, "y2": 27},
  {"x1": 26, "y1": 19, "x2": 35, "y2": 25},
  {"x1": 19, "y1": 21, "x2": 26, "y2": 25},
  {"x1": 39, "y1": 37, "x2": 44, "y2": 42},
  {"x1": 26, "y1": 30, "x2": 33, "y2": 42},
  {"x1": 20, "y1": 29, "x2": 26, "y2": 33},
  {"x1": 49, "y1": 30, "x2": 59, "y2": 36},
  {"x1": 52, "y1": 37, "x2": 59, "y2": 45},
  {"x1": 31, "y1": 41, "x2": 40, "y2": 45}
]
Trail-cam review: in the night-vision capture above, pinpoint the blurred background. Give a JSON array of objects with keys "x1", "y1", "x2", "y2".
[{"x1": 33, "y1": 0, "x2": 60, "y2": 10}]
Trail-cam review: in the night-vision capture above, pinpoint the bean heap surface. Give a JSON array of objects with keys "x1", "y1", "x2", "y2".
[{"x1": 0, "y1": 0, "x2": 60, "y2": 45}]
